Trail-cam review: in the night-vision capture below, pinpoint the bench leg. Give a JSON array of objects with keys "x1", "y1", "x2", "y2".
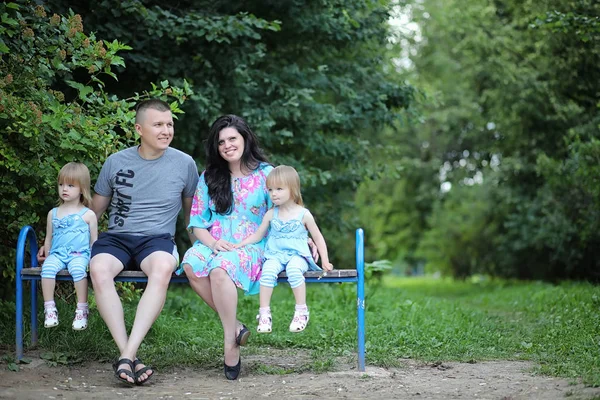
[
  {"x1": 356, "y1": 228, "x2": 366, "y2": 372},
  {"x1": 15, "y1": 226, "x2": 39, "y2": 360},
  {"x1": 31, "y1": 280, "x2": 38, "y2": 345},
  {"x1": 16, "y1": 275, "x2": 23, "y2": 360}
]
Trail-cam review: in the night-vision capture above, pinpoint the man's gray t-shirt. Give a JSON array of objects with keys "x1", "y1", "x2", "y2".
[{"x1": 94, "y1": 146, "x2": 199, "y2": 237}]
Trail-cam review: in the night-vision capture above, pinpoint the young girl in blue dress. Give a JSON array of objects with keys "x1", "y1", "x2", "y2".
[
  {"x1": 236, "y1": 165, "x2": 333, "y2": 333},
  {"x1": 41, "y1": 162, "x2": 98, "y2": 330}
]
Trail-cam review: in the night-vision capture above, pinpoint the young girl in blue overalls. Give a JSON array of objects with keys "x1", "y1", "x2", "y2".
[
  {"x1": 41, "y1": 162, "x2": 98, "y2": 330},
  {"x1": 236, "y1": 165, "x2": 333, "y2": 333}
]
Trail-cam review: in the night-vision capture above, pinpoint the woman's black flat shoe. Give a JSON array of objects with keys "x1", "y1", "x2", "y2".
[
  {"x1": 236, "y1": 324, "x2": 250, "y2": 346},
  {"x1": 224, "y1": 357, "x2": 241, "y2": 380}
]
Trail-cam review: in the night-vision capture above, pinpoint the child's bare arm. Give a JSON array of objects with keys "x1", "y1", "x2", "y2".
[
  {"x1": 235, "y1": 209, "x2": 273, "y2": 248},
  {"x1": 42, "y1": 210, "x2": 53, "y2": 260},
  {"x1": 303, "y1": 211, "x2": 333, "y2": 271},
  {"x1": 84, "y1": 209, "x2": 98, "y2": 246}
]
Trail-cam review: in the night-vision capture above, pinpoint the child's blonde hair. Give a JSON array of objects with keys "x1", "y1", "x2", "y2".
[
  {"x1": 57, "y1": 162, "x2": 92, "y2": 207},
  {"x1": 267, "y1": 165, "x2": 304, "y2": 206}
]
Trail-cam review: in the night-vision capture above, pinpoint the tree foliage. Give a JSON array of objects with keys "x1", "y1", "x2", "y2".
[
  {"x1": 43, "y1": 0, "x2": 414, "y2": 266},
  {"x1": 357, "y1": 0, "x2": 600, "y2": 281},
  {"x1": 0, "y1": 0, "x2": 189, "y2": 298},
  {"x1": 1, "y1": 0, "x2": 413, "y2": 301}
]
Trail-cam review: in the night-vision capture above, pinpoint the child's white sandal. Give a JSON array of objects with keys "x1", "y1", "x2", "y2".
[
  {"x1": 256, "y1": 313, "x2": 272, "y2": 333},
  {"x1": 289, "y1": 309, "x2": 310, "y2": 332},
  {"x1": 44, "y1": 307, "x2": 59, "y2": 328},
  {"x1": 72, "y1": 308, "x2": 88, "y2": 331}
]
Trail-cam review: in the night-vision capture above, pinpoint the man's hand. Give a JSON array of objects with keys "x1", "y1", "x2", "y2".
[{"x1": 307, "y1": 238, "x2": 319, "y2": 262}]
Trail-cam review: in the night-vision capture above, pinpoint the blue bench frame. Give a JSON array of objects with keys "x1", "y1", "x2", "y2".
[{"x1": 15, "y1": 225, "x2": 366, "y2": 371}]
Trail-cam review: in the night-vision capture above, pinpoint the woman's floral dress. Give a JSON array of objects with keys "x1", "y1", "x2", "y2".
[{"x1": 177, "y1": 163, "x2": 273, "y2": 295}]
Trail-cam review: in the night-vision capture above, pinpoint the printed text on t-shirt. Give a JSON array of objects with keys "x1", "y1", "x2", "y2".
[{"x1": 114, "y1": 169, "x2": 133, "y2": 227}]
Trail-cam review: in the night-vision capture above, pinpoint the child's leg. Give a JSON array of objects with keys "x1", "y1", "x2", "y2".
[
  {"x1": 41, "y1": 255, "x2": 64, "y2": 328},
  {"x1": 41, "y1": 278, "x2": 59, "y2": 328},
  {"x1": 67, "y1": 257, "x2": 89, "y2": 303},
  {"x1": 257, "y1": 259, "x2": 284, "y2": 332},
  {"x1": 291, "y1": 284, "x2": 306, "y2": 307},
  {"x1": 286, "y1": 256, "x2": 309, "y2": 305},
  {"x1": 287, "y1": 257, "x2": 310, "y2": 332},
  {"x1": 68, "y1": 257, "x2": 89, "y2": 331},
  {"x1": 259, "y1": 287, "x2": 274, "y2": 309},
  {"x1": 73, "y1": 278, "x2": 88, "y2": 303},
  {"x1": 41, "y1": 254, "x2": 64, "y2": 302},
  {"x1": 41, "y1": 278, "x2": 56, "y2": 302},
  {"x1": 259, "y1": 259, "x2": 284, "y2": 308}
]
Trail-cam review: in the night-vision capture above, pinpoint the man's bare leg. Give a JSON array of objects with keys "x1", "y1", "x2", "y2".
[
  {"x1": 120, "y1": 251, "x2": 175, "y2": 383},
  {"x1": 89, "y1": 254, "x2": 131, "y2": 381}
]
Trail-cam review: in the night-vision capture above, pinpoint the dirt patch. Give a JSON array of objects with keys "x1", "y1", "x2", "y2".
[{"x1": 1, "y1": 350, "x2": 598, "y2": 400}]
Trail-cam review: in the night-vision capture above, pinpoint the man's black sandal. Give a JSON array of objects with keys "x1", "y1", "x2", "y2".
[
  {"x1": 133, "y1": 358, "x2": 154, "y2": 385},
  {"x1": 114, "y1": 358, "x2": 136, "y2": 385}
]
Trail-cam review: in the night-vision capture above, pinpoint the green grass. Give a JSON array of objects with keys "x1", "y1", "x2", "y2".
[
  {"x1": 376, "y1": 277, "x2": 600, "y2": 386},
  {"x1": 1, "y1": 276, "x2": 599, "y2": 386}
]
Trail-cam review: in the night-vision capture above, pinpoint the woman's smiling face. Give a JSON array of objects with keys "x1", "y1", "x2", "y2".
[{"x1": 218, "y1": 127, "x2": 245, "y2": 165}]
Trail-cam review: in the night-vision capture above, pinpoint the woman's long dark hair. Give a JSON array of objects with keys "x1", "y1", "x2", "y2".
[{"x1": 204, "y1": 115, "x2": 269, "y2": 215}]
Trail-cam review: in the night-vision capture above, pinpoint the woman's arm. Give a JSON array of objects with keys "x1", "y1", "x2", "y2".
[
  {"x1": 192, "y1": 227, "x2": 224, "y2": 253},
  {"x1": 303, "y1": 211, "x2": 333, "y2": 271}
]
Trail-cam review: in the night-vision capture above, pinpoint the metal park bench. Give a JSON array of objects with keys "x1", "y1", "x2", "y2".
[{"x1": 15, "y1": 225, "x2": 366, "y2": 371}]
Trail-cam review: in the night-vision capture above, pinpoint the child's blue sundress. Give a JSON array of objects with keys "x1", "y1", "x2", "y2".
[{"x1": 263, "y1": 206, "x2": 321, "y2": 271}]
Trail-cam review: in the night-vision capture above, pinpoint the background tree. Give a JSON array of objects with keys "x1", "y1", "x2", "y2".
[
  {"x1": 42, "y1": 0, "x2": 415, "y2": 265},
  {"x1": 357, "y1": 0, "x2": 600, "y2": 281},
  {"x1": 2, "y1": 0, "x2": 413, "y2": 300}
]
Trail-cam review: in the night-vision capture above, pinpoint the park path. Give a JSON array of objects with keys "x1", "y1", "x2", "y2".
[{"x1": 1, "y1": 352, "x2": 599, "y2": 399}]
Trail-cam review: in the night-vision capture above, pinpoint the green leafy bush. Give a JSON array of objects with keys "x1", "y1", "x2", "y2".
[{"x1": 0, "y1": 1, "x2": 190, "y2": 299}]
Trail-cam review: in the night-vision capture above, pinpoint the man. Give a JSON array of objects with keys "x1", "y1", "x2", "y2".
[{"x1": 90, "y1": 99, "x2": 198, "y2": 385}]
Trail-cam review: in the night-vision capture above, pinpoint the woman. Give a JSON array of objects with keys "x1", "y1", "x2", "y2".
[{"x1": 177, "y1": 114, "x2": 273, "y2": 380}]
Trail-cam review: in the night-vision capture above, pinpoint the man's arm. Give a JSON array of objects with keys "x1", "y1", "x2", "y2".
[
  {"x1": 182, "y1": 196, "x2": 194, "y2": 244},
  {"x1": 92, "y1": 194, "x2": 111, "y2": 221}
]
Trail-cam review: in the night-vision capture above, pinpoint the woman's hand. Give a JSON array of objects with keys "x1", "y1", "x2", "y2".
[{"x1": 212, "y1": 239, "x2": 235, "y2": 253}]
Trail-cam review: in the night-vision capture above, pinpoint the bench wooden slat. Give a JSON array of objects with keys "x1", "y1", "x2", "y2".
[{"x1": 20, "y1": 267, "x2": 357, "y2": 279}]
